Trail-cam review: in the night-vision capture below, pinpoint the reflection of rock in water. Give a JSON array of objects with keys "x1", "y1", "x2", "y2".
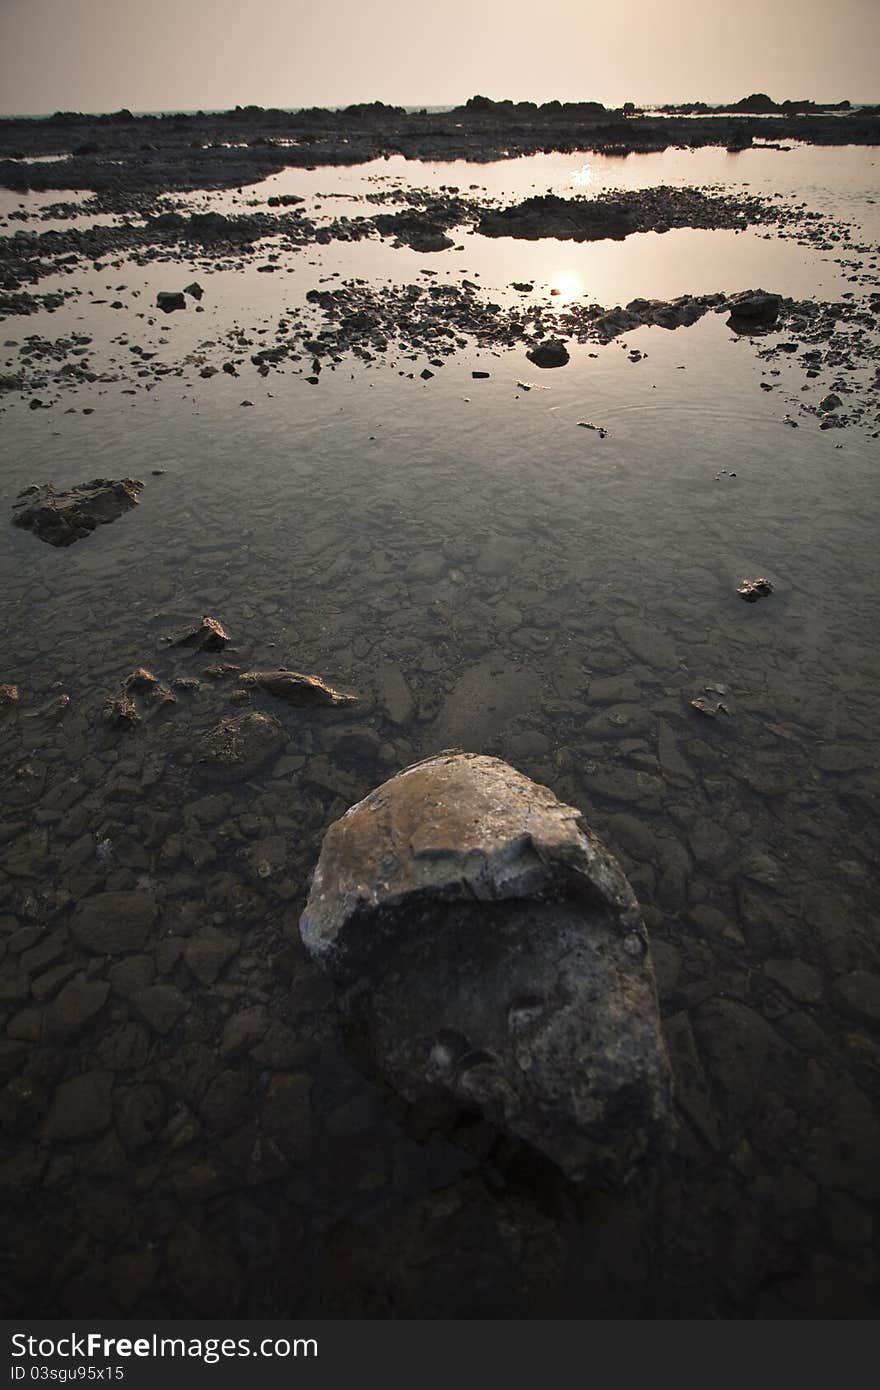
[{"x1": 300, "y1": 751, "x2": 673, "y2": 1189}]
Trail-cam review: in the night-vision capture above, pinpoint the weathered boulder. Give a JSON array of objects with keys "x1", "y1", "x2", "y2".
[
  {"x1": 300, "y1": 751, "x2": 673, "y2": 1188},
  {"x1": 526, "y1": 339, "x2": 570, "y2": 368},
  {"x1": 11, "y1": 478, "x2": 143, "y2": 547}
]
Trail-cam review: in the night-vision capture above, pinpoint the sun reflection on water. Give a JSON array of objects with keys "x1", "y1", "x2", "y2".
[
  {"x1": 548, "y1": 270, "x2": 585, "y2": 302},
  {"x1": 570, "y1": 162, "x2": 595, "y2": 188}
]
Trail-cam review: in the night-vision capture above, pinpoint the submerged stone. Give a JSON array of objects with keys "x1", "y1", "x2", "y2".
[
  {"x1": 300, "y1": 750, "x2": 673, "y2": 1188},
  {"x1": 197, "y1": 710, "x2": 285, "y2": 781}
]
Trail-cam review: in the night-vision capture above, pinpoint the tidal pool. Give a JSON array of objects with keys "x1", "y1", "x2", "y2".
[{"x1": 1, "y1": 144, "x2": 878, "y2": 1318}]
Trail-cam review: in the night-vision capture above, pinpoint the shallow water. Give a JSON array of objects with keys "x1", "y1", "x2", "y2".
[{"x1": 1, "y1": 144, "x2": 879, "y2": 1319}]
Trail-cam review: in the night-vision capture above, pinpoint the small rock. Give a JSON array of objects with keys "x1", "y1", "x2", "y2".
[
  {"x1": 103, "y1": 693, "x2": 139, "y2": 728},
  {"x1": 123, "y1": 668, "x2": 159, "y2": 694},
  {"x1": 220, "y1": 1006, "x2": 269, "y2": 1060},
  {"x1": 156, "y1": 291, "x2": 186, "y2": 312},
  {"x1": 183, "y1": 928, "x2": 240, "y2": 985},
  {"x1": 131, "y1": 985, "x2": 188, "y2": 1036},
  {"x1": 44, "y1": 1069, "x2": 114, "y2": 1140},
  {"x1": 171, "y1": 615, "x2": 230, "y2": 651},
  {"x1": 737, "y1": 577, "x2": 773, "y2": 602},
  {"x1": 261, "y1": 1072, "x2": 311, "y2": 1163},
  {"x1": 45, "y1": 974, "x2": 109, "y2": 1038},
  {"x1": 526, "y1": 339, "x2": 570, "y2": 368},
  {"x1": 114, "y1": 1084, "x2": 166, "y2": 1152},
  {"x1": 833, "y1": 971, "x2": 880, "y2": 1025},
  {"x1": 764, "y1": 959, "x2": 823, "y2": 1004}
]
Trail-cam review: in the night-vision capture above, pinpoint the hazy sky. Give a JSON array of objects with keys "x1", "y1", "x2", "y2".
[{"x1": 1, "y1": 0, "x2": 877, "y2": 115}]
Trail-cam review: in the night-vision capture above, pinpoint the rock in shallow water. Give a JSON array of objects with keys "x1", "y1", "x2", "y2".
[
  {"x1": 11, "y1": 478, "x2": 143, "y2": 547},
  {"x1": 238, "y1": 669, "x2": 356, "y2": 707},
  {"x1": 526, "y1": 338, "x2": 570, "y2": 368},
  {"x1": 725, "y1": 289, "x2": 782, "y2": 330},
  {"x1": 197, "y1": 710, "x2": 285, "y2": 781},
  {"x1": 300, "y1": 750, "x2": 673, "y2": 1188},
  {"x1": 170, "y1": 615, "x2": 230, "y2": 652}
]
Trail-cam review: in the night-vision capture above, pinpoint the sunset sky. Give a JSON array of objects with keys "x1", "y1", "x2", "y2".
[{"x1": 1, "y1": 0, "x2": 877, "y2": 116}]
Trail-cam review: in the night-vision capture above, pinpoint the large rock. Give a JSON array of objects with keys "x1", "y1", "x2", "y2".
[
  {"x1": 12, "y1": 478, "x2": 143, "y2": 547},
  {"x1": 300, "y1": 751, "x2": 673, "y2": 1188},
  {"x1": 71, "y1": 891, "x2": 158, "y2": 954}
]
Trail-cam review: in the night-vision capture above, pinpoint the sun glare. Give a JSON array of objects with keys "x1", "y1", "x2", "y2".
[
  {"x1": 570, "y1": 162, "x2": 594, "y2": 188},
  {"x1": 549, "y1": 270, "x2": 584, "y2": 302}
]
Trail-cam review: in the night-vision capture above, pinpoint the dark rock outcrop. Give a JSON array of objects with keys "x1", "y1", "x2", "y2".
[
  {"x1": 11, "y1": 478, "x2": 143, "y2": 547},
  {"x1": 156, "y1": 290, "x2": 186, "y2": 311},
  {"x1": 725, "y1": 290, "x2": 782, "y2": 330},
  {"x1": 526, "y1": 339, "x2": 570, "y2": 368},
  {"x1": 372, "y1": 211, "x2": 455, "y2": 252}
]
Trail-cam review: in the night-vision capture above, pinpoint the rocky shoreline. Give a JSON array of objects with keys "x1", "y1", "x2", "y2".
[
  {"x1": 1, "y1": 96, "x2": 879, "y2": 196},
  {"x1": 2, "y1": 100, "x2": 880, "y2": 1321}
]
